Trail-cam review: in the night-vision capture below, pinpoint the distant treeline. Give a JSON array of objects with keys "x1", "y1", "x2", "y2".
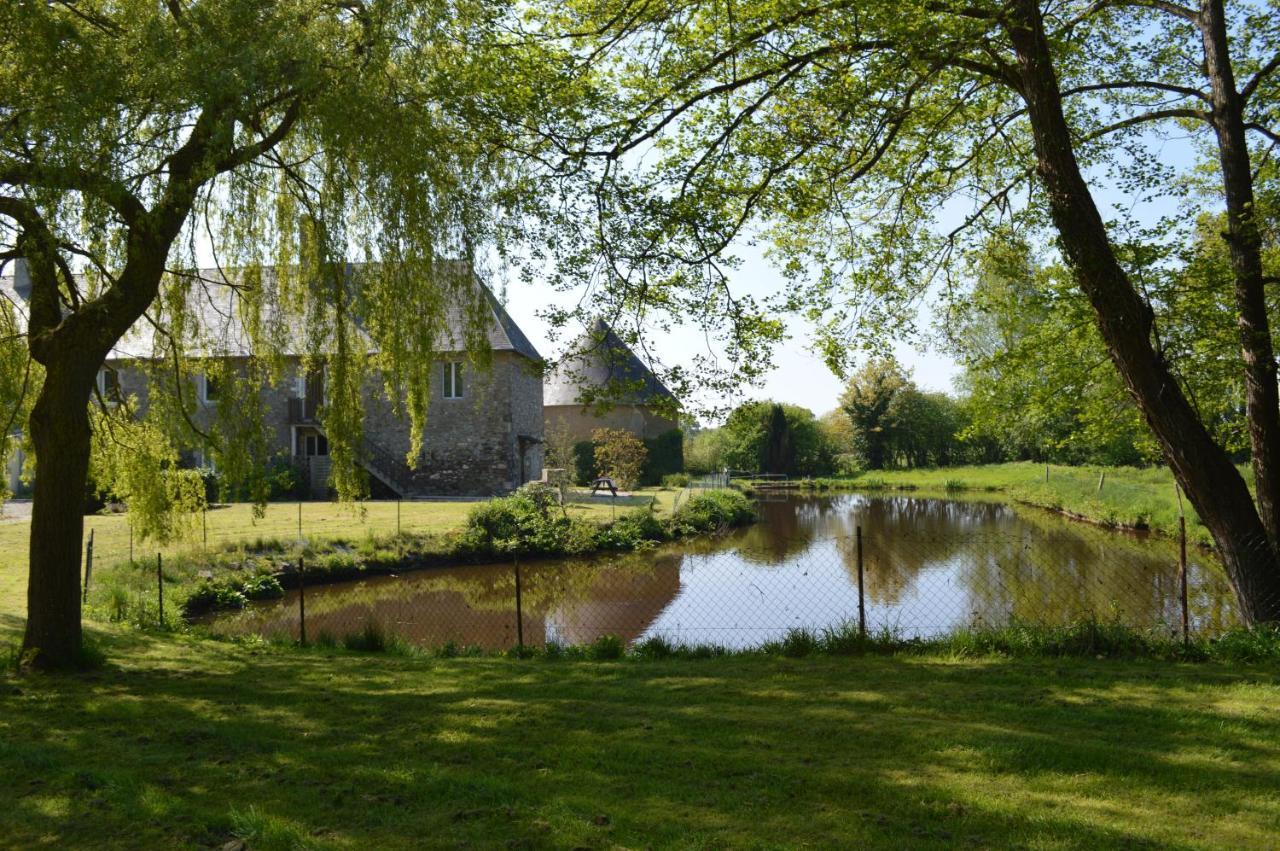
[{"x1": 685, "y1": 360, "x2": 1153, "y2": 477}]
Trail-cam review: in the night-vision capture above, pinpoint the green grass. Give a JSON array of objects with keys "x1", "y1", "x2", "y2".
[
  {"x1": 0, "y1": 489, "x2": 683, "y2": 618},
  {"x1": 789, "y1": 461, "x2": 1224, "y2": 545},
  {"x1": 2, "y1": 621, "x2": 1278, "y2": 849}
]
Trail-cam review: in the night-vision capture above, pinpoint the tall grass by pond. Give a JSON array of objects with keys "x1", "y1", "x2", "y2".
[{"x1": 251, "y1": 616, "x2": 1280, "y2": 667}]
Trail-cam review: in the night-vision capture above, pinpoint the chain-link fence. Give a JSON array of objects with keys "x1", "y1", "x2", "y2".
[{"x1": 195, "y1": 524, "x2": 1255, "y2": 652}]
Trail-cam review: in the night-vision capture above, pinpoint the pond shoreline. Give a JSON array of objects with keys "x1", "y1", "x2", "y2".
[
  {"x1": 180, "y1": 488, "x2": 757, "y2": 618},
  {"x1": 739, "y1": 479, "x2": 1210, "y2": 548}
]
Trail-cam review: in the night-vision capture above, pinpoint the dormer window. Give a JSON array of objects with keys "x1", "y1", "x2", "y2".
[{"x1": 443, "y1": 361, "x2": 464, "y2": 399}]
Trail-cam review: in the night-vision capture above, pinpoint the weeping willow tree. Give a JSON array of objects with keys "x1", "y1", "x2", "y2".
[{"x1": 0, "y1": 0, "x2": 596, "y2": 668}]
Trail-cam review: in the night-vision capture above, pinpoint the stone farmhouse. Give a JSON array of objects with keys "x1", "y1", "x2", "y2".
[{"x1": 3, "y1": 261, "x2": 545, "y2": 498}]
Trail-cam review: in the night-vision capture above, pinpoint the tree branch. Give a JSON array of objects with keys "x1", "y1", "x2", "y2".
[
  {"x1": 0, "y1": 161, "x2": 146, "y2": 225},
  {"x1": 1083, "y1": 106, "x2": 1211, "y2": 140},
  {"x1": 214, "y1": 97, "x2": 304, "y2": 172},
  {"x1": 1241, "y1": 52, "x2": 1280, "y2": 102},
  {"x1": 1061, "y1": 79, "x2": 1209, "y2": 101}
]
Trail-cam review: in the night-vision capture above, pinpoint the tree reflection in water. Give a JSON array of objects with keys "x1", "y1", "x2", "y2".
[{"x1": 208, "y1": 494, "x2": 1240, "y2": 649}]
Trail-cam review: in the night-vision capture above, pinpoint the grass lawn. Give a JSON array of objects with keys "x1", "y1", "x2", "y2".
[
  {"x1": 801, "y1": 462, "x2": 1224, "y2": 545},
  {"x1": 0, "y1": 489, "x2": 682, "y2": 618},
  {"x1": 1, "y1": 622, "x2": 1278, "y2": 849}
]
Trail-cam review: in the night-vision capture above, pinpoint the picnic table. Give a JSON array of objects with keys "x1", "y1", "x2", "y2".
[{"x1": 590, "y1": 476, "x2": 619, "y2": 497}]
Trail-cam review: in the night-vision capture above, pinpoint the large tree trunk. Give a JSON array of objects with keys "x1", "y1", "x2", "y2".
[
  {"x1": 1006, "y1": 0, "x2": 1280, "y2": 624},
  {"x1": 22, "y1": 357, "x2": 97, "y2": 668},
  {"x1": 1197, "y1": 0, "x2": 1280, "y2": 546}
]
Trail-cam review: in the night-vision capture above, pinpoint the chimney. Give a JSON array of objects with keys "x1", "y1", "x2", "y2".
[{"x1": 12, "y1": 258, "x2": 31, "y2": 302}]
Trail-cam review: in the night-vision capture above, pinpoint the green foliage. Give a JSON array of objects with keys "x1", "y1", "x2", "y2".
[
  {"x1": 719, "y1": 401, "x2": 833, "y2": 476},
  {"x1": 948, "y1": 232, "x2": 1156, "y2": 466},
  {"x1": 778, "y1": 627, "x2": 820, "y2": 658},
  {"x1": 661, "y1": 472, "x2": 691, "y2": 488},
  {"x1": 460, "y1": 486, "x2": 751, "y2": 563},
  {"x1": 89, "y1": 407, "x2": 206, "y2": 545},
  {"x1": 456, "y1": 486, "x2": 600, "y2": 559},
  {"x1": 595, "y1": 508, "x2": 666, "y2": 551},
  {"x1": 683, "y1": 427, "x2": 727, "y2": 475},
  {"x1": 641, "y1": 428, "x2": 684, "y2": 484},
  {"x1": 571, "y1": 440, "x2": 596, "y2": 485},
  {"x1": 542, "y1": 417, "x2": 578, "y2": 477},
  {"x1": 343, "y1": 621, "x2": 389, "y2": 653},
  {"x1": 586, "y1": 634, "x2": 624, "y2": 660},
  {"x1": 240, "y1": 573, "x2": 284, "y2": 601},
  {"x1": 831, "y1": 454, "x2": 863, "y2": 477},
  {"x1": 208, "y1": 454, "x2": 305, "y2": 503},
  {"x1": 668, "y1": 489, "x2": 756, "y2": 536},
  {"x1": 591, "y1": 428, "x2": 648, "y2": 490},
  {"x1": 183, "y1": 581, "x2": 248, "y2": 617}
]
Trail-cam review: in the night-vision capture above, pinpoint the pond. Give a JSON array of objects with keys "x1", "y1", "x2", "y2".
[{"x1": 205, "y1": 493, "x2": 1240, "y2": 650}]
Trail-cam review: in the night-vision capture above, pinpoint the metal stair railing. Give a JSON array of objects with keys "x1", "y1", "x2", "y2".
[{"x1": 357, "y1": 435, "x2": 417, "y2": 497}]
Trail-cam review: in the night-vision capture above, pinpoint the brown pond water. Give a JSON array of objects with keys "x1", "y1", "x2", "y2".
[{"x1": 205, "y1": 493, "x2": 1240, "y2": 650}]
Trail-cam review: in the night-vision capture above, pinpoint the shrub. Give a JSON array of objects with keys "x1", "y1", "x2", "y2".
[
  {"x1": 592, "y1": 428, "x2": 648, "y2": 490},
  {"x1": 572, "y1": 440, "x2": 596, "y2": 485},
  {"x1": 662, "y1": 472, "x2": 691, "y2": 488},
  {"x1": 642, "y1": 429, "x2": 684, "y2": 484},
  {"x1": 182, "y1": 580, "x2": 248, "y2": 616},
  {"x1": 456, "y1": 490, "x2": 597, "y2": 558},
  {"x1": 240, "y1": 573, "x2": 284, "y2": 601},
  {"x1": 597, "y1": 508, "x2": 667, "y2": 550},
  {"x1": 668, "y1": 489, "x2": 755, "y2": 537}
]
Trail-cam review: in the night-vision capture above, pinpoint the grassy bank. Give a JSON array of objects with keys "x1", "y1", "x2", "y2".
[
  {"x1": 778, "y1": 462, "x2": 1223, "y2": 545},
  {"x1": 2, "y1": 622, "x2": 1278, "y2": 849}
]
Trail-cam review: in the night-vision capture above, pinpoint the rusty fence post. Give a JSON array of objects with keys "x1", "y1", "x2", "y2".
[
  {"x1": 299, "y1": 554, "x2": 307, "y2": 647},
  {"x1": 82, "y1": 529, "x2": 95, "y2": 603},
  {"x1": 514, "y1": 560, "x2": 524, "y2": 651},
  {"x1": 856, "y1": 526, "x2": 866, "y2": 638},
  {"x1": 156, "y1": 553, "x2": 164, "y2": 627},
  {"x1": 1179, "y1": 515, "x2": 1189, "y2": 645}
]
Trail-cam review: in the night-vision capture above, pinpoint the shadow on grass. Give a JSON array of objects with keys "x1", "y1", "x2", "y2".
[{"x1": 2, "y1": 628, "x2": 1278, "y2": 849}]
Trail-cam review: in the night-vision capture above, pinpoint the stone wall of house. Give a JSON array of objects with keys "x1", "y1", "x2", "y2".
[
  {"x1": 108, "y1": 351, "x2": 543, "y2": 498},
  {"x1": 361, "y1": 351, "x2": 542, "y2": 496},
  {"x1": 543, "y1": 403, "x2": 678, "y2": 443},
  {"x1": 509, "y1": 357, "x2": 545, "y2": 486},
  {"x1": 111, "y1": 358, "x2": 296, "y2": 460}
]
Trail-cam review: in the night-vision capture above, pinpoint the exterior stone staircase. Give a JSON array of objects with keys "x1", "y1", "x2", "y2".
[{"x1": 357, "y1": 435, "x2": 418, "y2": 497}]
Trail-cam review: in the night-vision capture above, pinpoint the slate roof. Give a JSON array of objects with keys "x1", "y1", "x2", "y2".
[
  {"x1": 0, "y1": 260, "x2": 541, "y2": 363},
  {"x1": 544, "y1": 318, "x2": 677, "y2": 407}
]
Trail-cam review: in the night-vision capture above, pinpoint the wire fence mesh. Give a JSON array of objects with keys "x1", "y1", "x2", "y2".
[{"x1": 189, "y1": 524, "x2": 1255, "y2": 652}]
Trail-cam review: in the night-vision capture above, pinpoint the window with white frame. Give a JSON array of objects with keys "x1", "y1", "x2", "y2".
[
  {"x1": 97, "y1": 367, "x2": 121, "y2": 402},
  {"x1": 442, "y1": 361, "x2": 464, "y2": 399},
  {"x1": 200, "y1": 373, "x2": 221, "y2": 404}
]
